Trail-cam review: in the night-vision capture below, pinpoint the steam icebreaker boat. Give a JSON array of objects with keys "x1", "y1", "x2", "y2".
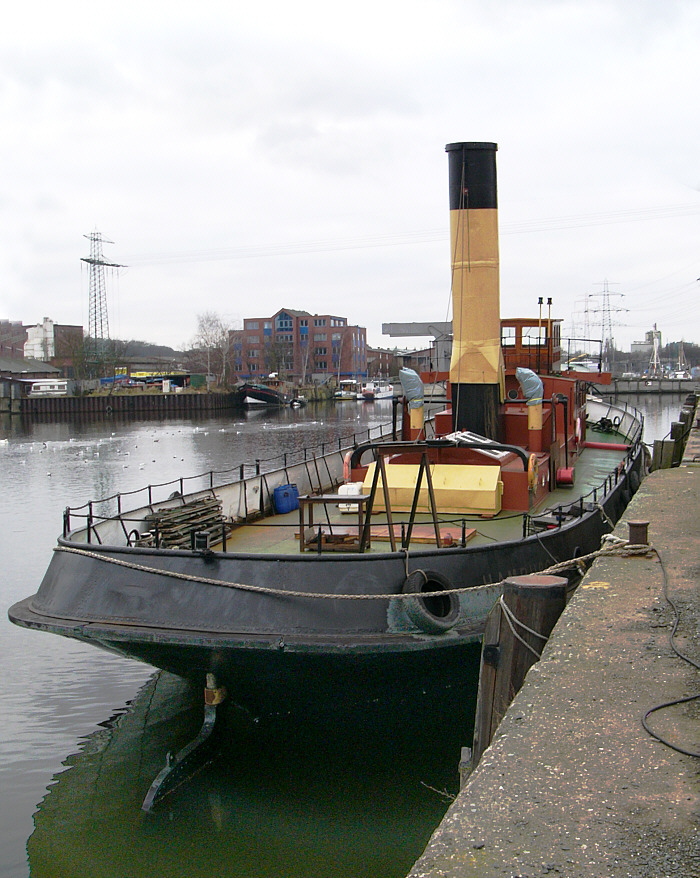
[{"x1": 9, "y1": 143, "x2": 645, "y2": 722}]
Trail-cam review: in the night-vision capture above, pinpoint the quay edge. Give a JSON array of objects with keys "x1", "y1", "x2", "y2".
[
  {"x1": 598, "y1": 377, "x2": 699, "y2": 396},
  {"x1": 408, "y1": 433, "x2": 700, "y2": 877}
]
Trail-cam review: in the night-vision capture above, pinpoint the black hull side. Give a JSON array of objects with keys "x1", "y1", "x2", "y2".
[
  {"x1": 9, "y1": 445, "x2": 644, "y2": 695},
  {"x1": 240, "y1": 384, "x2": 287, "y2": 406}
]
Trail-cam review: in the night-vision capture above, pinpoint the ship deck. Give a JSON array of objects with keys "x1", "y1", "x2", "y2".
[{"x1": 215, "y1": 441, "x2": 630, "y2": 556}]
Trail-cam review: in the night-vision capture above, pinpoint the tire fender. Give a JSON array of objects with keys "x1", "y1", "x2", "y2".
[{"x1": 401, "y1": 570, "x2": 460, "y2": 634}]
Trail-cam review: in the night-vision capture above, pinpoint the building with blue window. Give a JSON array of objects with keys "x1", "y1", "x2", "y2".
[{"x1": 233, "y1": 309, "x2": 367, "y2": 384}]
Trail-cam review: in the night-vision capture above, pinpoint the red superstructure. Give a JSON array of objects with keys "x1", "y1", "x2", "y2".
[{"x1": 393, "y1": 316, "x2": 613, "y2": 514}]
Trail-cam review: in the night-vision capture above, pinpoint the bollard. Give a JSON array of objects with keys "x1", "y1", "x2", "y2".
[
  {"x1": 651, "y1": 438, "x2": 675, "y2": 471},
  {"x1": 471, "y1": 574, "x2": 567, "y2": 771},
  {"x1": 628, "y1": 520, "x2": 649, "y2": 546},
  {"x1": 670, "y1": 421, "x2": 685, "y2": 466}
]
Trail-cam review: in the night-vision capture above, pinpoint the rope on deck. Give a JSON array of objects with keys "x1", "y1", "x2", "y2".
[{"x1": 53, "y1": 538, "x2": 654, "y2": 601}]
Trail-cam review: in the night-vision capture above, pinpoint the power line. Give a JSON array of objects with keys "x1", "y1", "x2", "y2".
[{"x1": 120, "y1": 202, "x2": 700, "y2": 268}]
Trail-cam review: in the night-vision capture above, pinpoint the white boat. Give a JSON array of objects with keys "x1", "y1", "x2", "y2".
[
  {"x1": 359, "y1": 381, "x2": 394, "y2": 401},
  {"x1": 334, "y1": 380, "x2": 361, "y2": 400}
]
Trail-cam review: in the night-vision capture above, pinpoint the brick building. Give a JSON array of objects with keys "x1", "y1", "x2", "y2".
[
  {"x1": 0, "y1": 320, "x2": 28, "y2": 357},
  {"x1": 366, "y1": 346, "x2": 398, "y2": 378},
  {"x1": 232, "y1": 309, "x2": 367, "y2": 384}
]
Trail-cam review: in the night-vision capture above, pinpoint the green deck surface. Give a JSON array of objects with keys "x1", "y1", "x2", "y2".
[{"x1": 220, "y1": 442, "x2": 628, "y2": 556}]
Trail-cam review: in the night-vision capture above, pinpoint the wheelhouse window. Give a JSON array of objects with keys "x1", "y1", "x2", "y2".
[
  {"x1": 501, "y1": 326, "x2": 517, "y2": 346},
  {"x1": 522, "y1": 326, "x2": 547, "y2": 346}
]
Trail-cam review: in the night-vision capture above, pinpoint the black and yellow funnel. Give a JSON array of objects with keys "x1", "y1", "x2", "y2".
[{"x1": 446, "y1": 142, "x2": 504, "y2": 439}]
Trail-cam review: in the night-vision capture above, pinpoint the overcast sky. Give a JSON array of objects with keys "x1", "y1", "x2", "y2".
[{"x1": 2, "y1": 0, "x2": 698, "y2": 355}]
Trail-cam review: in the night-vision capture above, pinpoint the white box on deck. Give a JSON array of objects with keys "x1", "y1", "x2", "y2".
[{"x1": 338, "y1": 481, "x2": 365, "y2": 512}]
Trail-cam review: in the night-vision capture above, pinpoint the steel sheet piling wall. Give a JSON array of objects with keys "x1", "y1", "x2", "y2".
[{"x1": 19, "y1": 392, "x2": 243, "y2": 417}]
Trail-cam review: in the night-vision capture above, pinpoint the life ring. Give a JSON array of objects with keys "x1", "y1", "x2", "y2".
[
  {"x1": 343, "y1": 450, "x2": 353, "y2": 482},
  {"x1": 527, "y1": 453, "x2": 539, "y2": 491},
  {"x1": 401, "y1": 570, "x2": 460, "y2": 634}
]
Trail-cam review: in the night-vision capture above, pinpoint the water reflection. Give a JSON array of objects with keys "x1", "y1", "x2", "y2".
[
  {"x1": 624, "y1": 393, "x2": 690, "y2": 442},
  {"x1": 28, "y1": 670, "x2": 473, "y2": 878},
  {"x1": 0, "y1": 405, "x2": 410, "y2": 878}
]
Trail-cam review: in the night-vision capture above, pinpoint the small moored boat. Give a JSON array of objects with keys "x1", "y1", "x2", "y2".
[
  {"x1": 359, "y1": 381, "x2": 394, "y2": 401},
  {"x1": 239, "y1": 382, "x2": 288, "y2": 407},
  {"x1": 334, "y1": 379, "x2": 362, "y2": 400}
]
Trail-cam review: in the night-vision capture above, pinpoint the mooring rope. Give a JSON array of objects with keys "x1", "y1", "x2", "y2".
[
  {"x1": 497, "y1": 594, "x2": 548, "y2": 660},
  {"x1": 595, "y1": 501, "x2": 616, "y2": 529},
  {"x1": 53, "y1": 538, "x2": 654, "y2": 601}
]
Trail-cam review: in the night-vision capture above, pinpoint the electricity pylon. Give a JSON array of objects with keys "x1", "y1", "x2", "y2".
[
  {"x1": 81, "y1": 231, "x2": 124, "y2": 342},
  {"x1": 589, "y1": 280, "x2": 627, "y2": 371}
]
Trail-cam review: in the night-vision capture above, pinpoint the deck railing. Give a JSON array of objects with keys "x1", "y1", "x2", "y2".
[
  {"x1": 62, "y1": 418, "x2": 404, "y2": 539},
  {"x1": 61, "y1": 410, "x2": 644, "y2": 554},
  {"x1": 523, "y1": 436, "x2": 643, "y2": 539}
]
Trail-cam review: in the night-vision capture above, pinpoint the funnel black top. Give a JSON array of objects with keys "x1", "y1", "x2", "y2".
[{"x1": 445, "y1": 142, "x2": 498, "y2": 211}]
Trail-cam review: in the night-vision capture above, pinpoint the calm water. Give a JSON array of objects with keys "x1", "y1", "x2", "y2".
[
  {"x1": 0, "y1": 394, "x2": 687, "y2": 877},
  {"x1": 0, "y1": 400, "x2": 463, "y2": 878}
]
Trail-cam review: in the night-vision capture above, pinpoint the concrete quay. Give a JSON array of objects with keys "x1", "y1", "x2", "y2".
[
  {"x1": 599, "y1": 377, "x2": 699, "y2": 396},
  {"x1": 409, "y1": 430, "x2": 700, "y2": 877}
]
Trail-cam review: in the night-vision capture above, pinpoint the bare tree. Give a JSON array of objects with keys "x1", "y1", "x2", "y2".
[
  {"x1": 263, "y1": 338, "x2": 294, "y2": 378},
  {"x1": 190, "y1": 312, "x2": 233, "y2": 386}
]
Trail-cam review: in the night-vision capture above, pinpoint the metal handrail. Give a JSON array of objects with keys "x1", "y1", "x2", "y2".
[
  {"x1": 62, "y1": 419, "x2": 401, "y2": 536},
  {"x1": 523, "y1": 439, "x2": 642, "y2": 537}
]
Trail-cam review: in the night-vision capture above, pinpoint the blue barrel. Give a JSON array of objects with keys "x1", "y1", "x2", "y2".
[{"x1": 273, "y1": 484, "x2": 300, "y2": 514}]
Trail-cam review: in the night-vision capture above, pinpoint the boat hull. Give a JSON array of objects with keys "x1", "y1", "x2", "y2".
[
  {"x1": 9, "y1": 442, "x2": 644, "y2": 714},
  {"x1": 359, "y1": 382, "x2": 394, "y2": 400},
  {"x1": 239, "y1": 383, "x2": 287, "y2": 406}
]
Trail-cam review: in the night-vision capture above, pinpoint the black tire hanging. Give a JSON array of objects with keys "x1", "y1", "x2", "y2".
[{"x1": 401, "y1": 570, "x2": 460, "y2": 634}]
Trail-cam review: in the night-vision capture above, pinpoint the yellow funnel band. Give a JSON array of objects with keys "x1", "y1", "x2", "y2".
[{"x1": 449, "y1": 208, "x2": 501, "y2": 386}]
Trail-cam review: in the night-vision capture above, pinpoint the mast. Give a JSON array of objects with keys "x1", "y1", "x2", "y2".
[
  {"x1": 648, "y1": 324, "x2": 662, "y2": 377},
  {"x1": 445, "y1": 142, "x2": 503, "y2": 438}
]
